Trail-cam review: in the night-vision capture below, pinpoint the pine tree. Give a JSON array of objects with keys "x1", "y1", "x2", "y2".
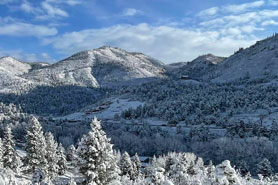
[
  {"x1": 256, "y1": 158, "x2": 273, "y2": 177},
  {"x1": 120, "y1": 152, "x2": 134, "y2": 179},
  {"x1": 57, "y1": 143, "x2": 67, "y2": 175},
  {"x1": 132, "y1": 153, "x2": 141, "y2": 179},
  {"x1": 78, "y1": 117, "x2": 120, "y2": 185},
  {"x1": 67, "y1": 144, "x2": 76, "y2": 162},
  {"x1": 45, "y1": 132, "x2": 58, "y2": 178},
  {"x1": 2, "y1": 126, "x2": 18, "y2": 171},
  {"x1": 24, "y1": 116, "x2": 48, "y2": 174},
  {"x1": 0, "y1": 138, "x2": 3, "y2": 168}
]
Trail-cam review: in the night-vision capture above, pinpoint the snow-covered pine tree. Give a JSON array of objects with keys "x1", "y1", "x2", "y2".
[
  {"x1": 57, "y1": 143, "x2": 67, "y2": 175},
  {"x1": 215, "y1": 160, "x2": 241, "y2": 185},
  {"x1": 24, "y1": 116, "x2": 48, "y2": 174},
  {"x1": 132, "y1": 153, "x2": 142, "y2": 179},
  {"x1": 256, "y1": 158, "x2": 273, "y2": 177},
  {"x1": 45, "y1": 132, "x2": 58, "y2": 178},
  {"x1": 2, "y1": 125, "x2": 19, "y2": 171},
  {"x1": 120, "y1": 151, "x2": 134, "y2": 179},
  {"x1": 0, "y1": 138, "x2": 3, "y2": 167},
  {"x1": 79, "y1": 117, "x2": 120, "y2": 185},
  {"x1": 67, "y1": 144, "x2": 77, "y2": 162}
]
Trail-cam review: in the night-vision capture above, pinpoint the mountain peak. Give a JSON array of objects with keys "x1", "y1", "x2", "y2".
[
  {"x1": 0, "y1": 56, "x2": 20, "y2": 62},
  {"x1": 193, "y1": 54, "x2": 226, "y2": 65},
  {"x1": 27, "y1": 46, "x2": 166, "y2": 88}
]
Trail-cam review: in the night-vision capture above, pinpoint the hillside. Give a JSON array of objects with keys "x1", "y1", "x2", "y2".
[
  {"x1": 210, "y1": 34, "x2": 278, "y2": 82},
  {"x1": 168, "y1": 54, "x2": 226, "y2": 80},
  {"x1": 0, "y1": 57, "x2": 34, "y2": 92},
  {"x1": 25, "y1": 46, "x2": 166, "y2": 87}
]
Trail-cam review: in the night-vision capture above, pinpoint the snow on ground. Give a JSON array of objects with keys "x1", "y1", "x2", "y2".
[
  {"x1": 55, "y1": 97, "x2": 144, "y2": 121},
  {"x1": 229, "y1": 108, "x2": 278, "y2": 128}
]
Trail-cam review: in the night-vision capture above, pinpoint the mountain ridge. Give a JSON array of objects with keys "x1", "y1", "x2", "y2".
[{"x1": 1, "y1": 34, "x2": 278, "y2": 91}]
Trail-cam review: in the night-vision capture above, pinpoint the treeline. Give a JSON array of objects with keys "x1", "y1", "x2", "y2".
[
  {"x1": 119, "y1": 81, "x2": 278, "y2": 125},
  {"x1": 0, "y1": 85, "x2": 107, "y2": 116},
  {"x1": 1, "y1": 117, "x2": 278, "y2": 185}
]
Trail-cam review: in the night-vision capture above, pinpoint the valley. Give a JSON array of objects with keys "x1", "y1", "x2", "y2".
[{"x1": 1, "y1": 34, "x2": 278, "y2": 184}]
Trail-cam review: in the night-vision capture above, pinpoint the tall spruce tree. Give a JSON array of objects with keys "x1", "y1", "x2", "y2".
[
  {"x1": 45, "y1": 132, "x2": 59, "y2": 178},
  {"x1": 2, "y1": 125, "x2": 18, "y2": 171},
  {"x1": 256, "y1": 158, "x2": 273, "y2": 177},
  {"x1": 57, "y1": 143, "x2": 67, "y2": 175},
  {"x1": 0, "y1": 138, "x2": 3, "y2": 168},
  {"x1": 132, "y1": 153, "x2": 141, "y2": 179},
  {"x1": 78, "y1": 117, "x2": 120, "y2": 185},
  {"x1": 67, "y1": 144, "x2": 76, "y2": 162},
  {"x1": 120, "y1": 152, "x2": 134, "y2": 179},
  {"x1": 24, "y1": 116, "x2": 48, "y2": 173}
]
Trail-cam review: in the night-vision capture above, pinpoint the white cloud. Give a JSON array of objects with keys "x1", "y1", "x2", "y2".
[
  {"x1": 223, "y1": 1, "x2": 265, "y2": 13},
  {"x1": 122, "y1": 8, "x2": 142, "y2": 16},
  {"x1": 200, "y1": 10, "x2": 278, "y2": 29},
  {"x1": 43, "y1": 23, "x2": 257, "y2": 63},
  {"x1": 262, "y1": 19, "x2": 278, "y2": 26},
  {"x1": 198, "y1": 7, "x2": 219, "y2": 17},
  {"x1": 45, "y1": 0, "x2": 82, "y2": 6},
  {"x1": 37, "y1": 1, "x2": 68, "y2": 20},
  {"x1": 269, "y1": 0, "x2": 278, "y2": 6},
  {"x1": 198, "y1": 1, "x2": 265, "y2": 17},
  {"x1": 0, "y1": 22, "x2": 57, "y2": 37},
  {"x1": 20, "y1": 0, "x2": 39, "y2": 14},
  {"x1": 19, "y1": 0, "x2": 76, "y2": 20}
]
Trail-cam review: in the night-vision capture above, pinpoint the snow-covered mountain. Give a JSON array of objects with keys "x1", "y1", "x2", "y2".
[
  {"x1": 168, "y1": 54, "x2": 225, "y2": 80},
  {"x1": 210, "y1": 34, "x2": 278, "y2": 82},
  {"x1": 0, "y1": 56, "x2": 32, "y2": 75},
  {"x1": 25, "y1": 46, "x2": 166, "y2": 87},
  {"x1": 0, "y1": 57, "x2": 34, "y2": 92},
  {"x1": 2, "y1": 34, "x2": 278, "y2": 90}
]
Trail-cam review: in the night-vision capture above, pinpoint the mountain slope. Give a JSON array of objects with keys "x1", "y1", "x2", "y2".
[
  {"x1": 0, "y1": 57, "x2": 32, "y2": 75},
  {"x1": 211, "y1": 34, "x2": 278, "y2": 82},
  {"x1": 168, "y1": 54, "x2": 225, "y2": 79},
  {"x1": 25, "y1": 46, "x2": 166, "y2": 87},
  {"x1": 0, "y1": 57, "x2": 34, "y2": 92}
]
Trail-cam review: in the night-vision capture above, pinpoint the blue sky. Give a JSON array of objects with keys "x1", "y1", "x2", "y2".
[{"x1": 0, "y1": 0, "x2": 278, "y2": 63}]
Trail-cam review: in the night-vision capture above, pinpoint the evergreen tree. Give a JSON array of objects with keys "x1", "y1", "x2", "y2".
[
  {"x1": 132, "y1": 153, "x2": 142, "y2": 179},
  {"x1": 256, "y1": 158, "x2": 273, "y2": 177},
  {"x1": 2, "y1": 126, "x2": 18, "y2": 171},
  {"x1": 78, "y1": 117, "x2": 120, "y2": 185},
  {"x1": 120, "y1": 151, "x2": 134, "y2": 179},
  {"x1": 24, "y1": 116, "x2": 48, "y2": 173},
  {"x1": 45, "y1": 132, "x2": 58, "y2": 178},
  {"x1": 0, "y1": 138, "x2": 3, "y2": 168},
  {"x1": 67, "y1": 144, "x2": 76, "y2": 162},
  {"x1": 57, "y1": 143, "x2": 67, "y2": 175}
]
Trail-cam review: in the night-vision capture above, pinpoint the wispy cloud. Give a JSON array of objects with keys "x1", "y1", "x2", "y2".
[
  {"x1": 122, "y1": 8, "x2": 143, "y2": 16},
  {"x1": 199, "y1": 1, "x2": 265, "y2": 17},
  {"x1": 19, "y1": 0, "x2": 82, "y2": 20},
  {"x1": 0, "y1": 22, "x2": 57, "y2": 37},
  {"x1": 262, "y1": 19, "x2": 278, "y2": 26},
  {"x1": 198, "y1": 7, "x2": 219, "y2": 17},
  {"x1": 43, "y1": 23, "x2": 257, "y2": 63},
  {"x1": 42, "y1": 0, "x2": 278, "y2": 63},
  {"x1": 223, "y1": 1, "x2": 265, "y2": 14},
  {"x1": 268, "y1": 0, "x2": 278, "y2": 6}
]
